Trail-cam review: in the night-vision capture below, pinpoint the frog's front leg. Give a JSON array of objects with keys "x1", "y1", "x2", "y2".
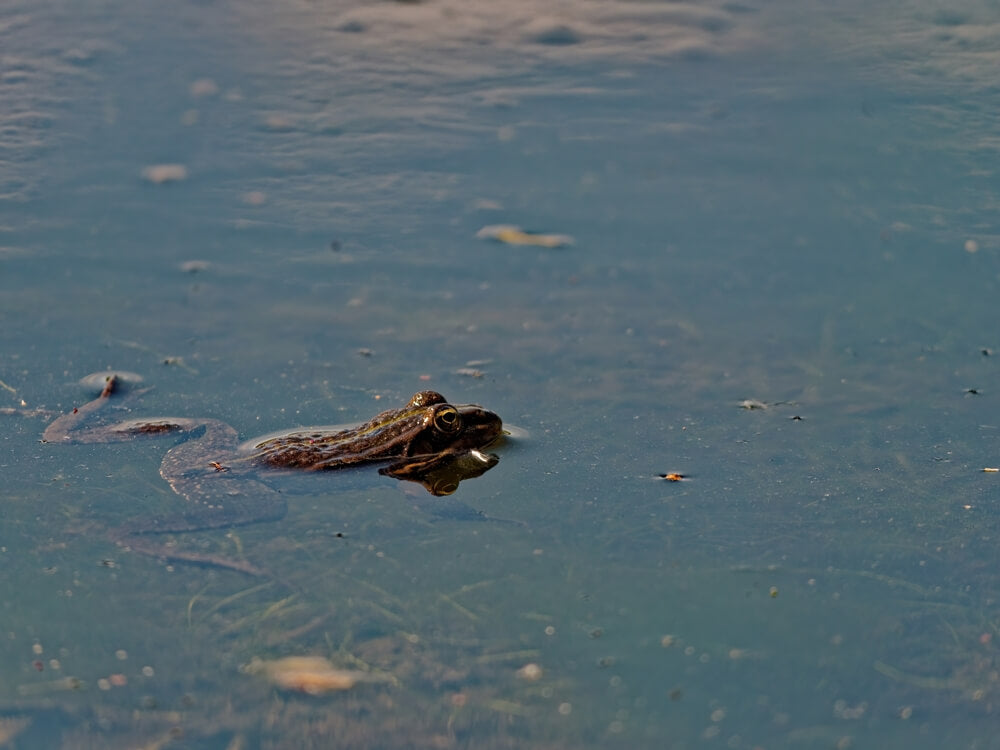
[{"x1": 126, "y1": 430, "x2": 289, "y2": 537}]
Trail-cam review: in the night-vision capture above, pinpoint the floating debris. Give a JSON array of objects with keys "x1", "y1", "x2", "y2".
[
  {"x1": 659, "y1": 473, "x2": 687, "y2": 482},
  {"x1": 476, "y1": 225, "x2": 574, "y2": 248},
  {"x1": 179, "y1": 259, "x2": 210, "y2": 273},
  {"x1": 241, "y1": 190, "x2": 267, "y2": 206},
  {"x1": 0, "y1": 716, "x2": 31, "y2": 745},
  {"x1": 141, "y1": 164, "x2": 188, "y2": 184},
  {"x1": 982, "y1": 468, "x2": 999, "y2": 473},
  {"x1": 243, "y1": 656, "x2": 390, "y2": 695},
  {"x1": 263, "y1": 115, "x2": 294, "y2": 132},
  {"x1": 455, "y1": 368, "x2": 484, "y2": 378},
  {"x1": 738, "y1": 399, "x2": 768, "y2": 410},
  {"x1": 189, "y1": 78, "x2": 219, "y2": 97},
  {"x1": 16, "y1": 676, "x2": 83, "y2": 696},
  {"x1": 0, "y1": 407, "x2": 58, "y2": 418}
]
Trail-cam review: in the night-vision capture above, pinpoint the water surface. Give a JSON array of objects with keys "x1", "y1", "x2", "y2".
[{"x1": 3, "y1": 0, "x2": 1000, "y2": 747}]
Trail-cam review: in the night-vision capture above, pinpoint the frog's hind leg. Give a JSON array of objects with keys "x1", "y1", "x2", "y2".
[
  {"x1": 43, "y1": 373, "x2": 123, "y2": 443},
  {"x1": 42, "y1": 373, "x2": 197, "y2": 445},
  {"x1": 111, "y1": 466, "x2": 289, "y2": 577},
  {"x1": 45, "y1": 374, "x2": 281, "y2": 575},
  {"x1": 111, "y1": 473, "x2": 287, "y2": 577}
]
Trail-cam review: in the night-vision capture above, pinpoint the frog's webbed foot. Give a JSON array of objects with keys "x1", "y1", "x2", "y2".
[
  {"x1": 123, "y1": 475, "x2": 288, "y2": 536},
  {"x1": 111, "y1": 472, "x2": 287, "y2": 576},
  {"x1": 110, "y1": 533, "x2": 267, "y2": 577}
]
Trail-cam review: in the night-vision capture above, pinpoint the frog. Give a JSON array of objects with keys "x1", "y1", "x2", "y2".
[{"x1": 42, "y1": 374, "x2": 504, "y2": 572}]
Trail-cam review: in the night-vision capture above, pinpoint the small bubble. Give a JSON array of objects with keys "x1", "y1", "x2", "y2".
[
  {"x1": 142, "y1": 666, "x2": 155, "y2": 677},
  {"x1": 115, "y1": 649, "x2": 128, "y2": 661},
  {"x1": 545, "y1": 626, "x2": 556, "y2": 636},
  {"x1": 97, "y1": 678, "x2": 111, "y2": 691},
  {"x1": 141, "y1": 164, "x2": 188, "y2": 184},
  {"x1": 32, "y1": 643, "x2": 43, "y2": 655},
  {"x1": 558, "y1": 702, "x2": 572, "y2": 715},
  {"x1": 516, "y1": 663, "x2": 543, "y2": 681},
  {"x1": 189, "y1": 78, "x2": 219, "y2": 97}
]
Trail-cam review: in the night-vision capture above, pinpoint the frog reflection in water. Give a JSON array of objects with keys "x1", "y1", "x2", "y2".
[{"x1": 43, "y1": 375, "x2": 504, "y2": 571}]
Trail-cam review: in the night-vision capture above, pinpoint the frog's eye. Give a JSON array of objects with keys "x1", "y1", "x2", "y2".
[{"x1": 433, "y1": 405, "x2": 462, "y2": 434}]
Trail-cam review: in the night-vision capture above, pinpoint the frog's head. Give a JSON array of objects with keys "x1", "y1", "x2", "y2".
[{"x1": 403, "y1": 391, "x2": 503, "y2": 457}]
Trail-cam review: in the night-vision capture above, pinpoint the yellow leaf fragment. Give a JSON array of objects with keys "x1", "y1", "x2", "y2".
[
  {"x1": 244, "y1": 656, "x2": 389, "y2": 695},
  {"x1": 476, "y1": 225, "x2": 573, "y2": 248}
]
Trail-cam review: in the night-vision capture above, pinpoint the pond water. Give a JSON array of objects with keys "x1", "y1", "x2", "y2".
[{"x1": 3, "y1": 0, "x2": 1000, "y2": 747}]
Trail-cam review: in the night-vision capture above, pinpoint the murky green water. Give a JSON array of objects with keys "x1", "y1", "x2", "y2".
[{"x1": 3, "y1": 0, "x2": 1000, "y2": 747}]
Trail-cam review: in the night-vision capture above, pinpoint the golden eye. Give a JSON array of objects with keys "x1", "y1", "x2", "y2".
[{"x1": 433, "y1": 405, "x2": 462, "y2": 433}]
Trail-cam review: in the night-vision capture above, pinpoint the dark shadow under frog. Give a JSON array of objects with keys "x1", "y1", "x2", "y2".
[{"x1": 43, "y1": 375, "x2": 504, "y2": 573}]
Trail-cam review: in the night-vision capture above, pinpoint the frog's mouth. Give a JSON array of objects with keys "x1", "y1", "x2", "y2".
[{"x1": 453, "y1": 404, "x2": 504, "y2": 451}]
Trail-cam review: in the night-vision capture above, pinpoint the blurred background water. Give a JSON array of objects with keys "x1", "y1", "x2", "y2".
[{"x1": 3, "y1": 0, "x2": 1000, "y2": 747}]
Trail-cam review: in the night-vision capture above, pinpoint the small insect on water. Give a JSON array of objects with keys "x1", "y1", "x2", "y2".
[{"x1": 659, "y1": 473, "x2": 688, "y2": 482}]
